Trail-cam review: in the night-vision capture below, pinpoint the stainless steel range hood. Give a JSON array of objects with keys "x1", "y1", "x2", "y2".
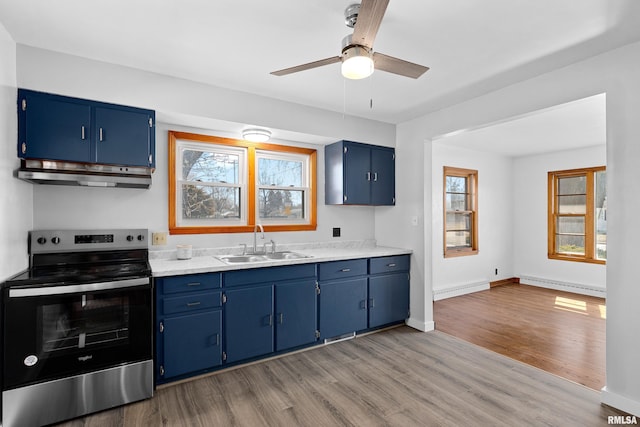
[{"x1": 17, "y1": 160, "x2": 152, "y2": 189}]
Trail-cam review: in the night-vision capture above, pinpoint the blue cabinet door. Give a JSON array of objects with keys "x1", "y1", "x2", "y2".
[
  {"x1": 162, "y1": 310, "x2": 222, "y2": 379},
  {"x1": 343, "y1": 142, "x2": 371, "y2": 205},
  {"x1": 275, "y1": 280, "x2": 317, "y2": 351},
  {"x1": 94, "y1": 107, "x2": 152, "y2": 167},
  {"x1": 319, "y1": 277, "x2": 368, "y2": 339},
  {"x1": 20, "y1": 91, "x2": 91, "y2": 162},
  {"x1": 371, "y1": 146, "x2": 395, "y2": 205},
  {"x1": 369, "y1": 273, "x2": 410, "y2": 328},
  {"x1": 225, "y1": 286, "x2": 274, "y2": 363}
]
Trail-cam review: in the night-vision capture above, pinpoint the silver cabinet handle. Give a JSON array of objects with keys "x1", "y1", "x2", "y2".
[
  {"x1": 366, "y1": 172, "x2": 371, "y2": 181},
  {"x1": 99, "y1": 127, "x2": 104, "y2": 141},
  {"x1": 387, "y1": 263, "x2": 397, "y2": 267},
  {"x1": 186, "y1": 301, "x2": 201, "y2": 307},
  {"x1": 278, "y1": 313, "x2": 284, "y2": 324},
  {"x1": 340, "y1": 268, "x2": 351, "y2": 272},
  {"x1": 373, "y1": 172, "x2": 378, "y2": 181},
  {"x1": 81, "y1": 126, "x2": 86, "y2": 140},
  {"x1": 186, "y1": 282, "x2": 201, "y2": 287}
]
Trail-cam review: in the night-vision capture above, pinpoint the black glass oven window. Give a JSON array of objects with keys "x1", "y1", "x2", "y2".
[{"x1": 39, "y1": 295, "x2": 130, "y2": 353}]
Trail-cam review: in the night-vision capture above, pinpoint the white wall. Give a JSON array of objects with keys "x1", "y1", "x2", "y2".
[
  {"x1": 0, "y1": 23, "x2": 31, "y2": 281},
  {"x1": 431, "y1": 143, "x2": 513, "y2": 300},
  {"x1": 17, "y1": 46, "x2": 394, "y2": 249},
  {"x1": 513, "y1": 145, "x2": 606, "y2": 295},
  {"x1": 380, "y1": 40, "x2": 640, "y2": 415}
]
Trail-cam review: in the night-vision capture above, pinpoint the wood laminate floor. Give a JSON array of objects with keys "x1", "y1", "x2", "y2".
[
  {"x1": 58, "y1": 326, "x2": 623, "y2": 427},
  {"x1": 434, "y1": 283, "x2": 606, "y2": 390}
]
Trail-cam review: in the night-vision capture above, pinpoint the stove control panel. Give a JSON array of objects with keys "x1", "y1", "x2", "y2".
[{"x1": 30, "y1": 229, "x2": 149, "y2": 253}]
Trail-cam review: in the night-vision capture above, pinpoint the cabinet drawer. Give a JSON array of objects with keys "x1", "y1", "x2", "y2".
[
  {"x1": 318, "y1": 259, "x2": 367, "y2": 281},
  {"x1": 161, "y1": 273, "x2": 221, "y2": 294},
  {"x1": 370, "y1": 255, "x2": 410, "y2": 275},
  {"x1": 224, "y1": 264, "x2": 316, "y2": 287},
  {"x1": 162, "y1": 291, "x2": 222, "y2": 315}
]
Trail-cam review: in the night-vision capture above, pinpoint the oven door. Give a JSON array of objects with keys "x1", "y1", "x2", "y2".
[{"x1": 2, "y1": 277, "x2": 152, "y2": 390}]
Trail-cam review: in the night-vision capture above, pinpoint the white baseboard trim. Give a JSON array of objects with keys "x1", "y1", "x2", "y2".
[
  {"x1": 519, "y1": 275, "x2": 606, "y2": 298},
  {"x1": 406, "y1": 317, "x2": 435, "y2": 332},
  {"x1": 433, "y1": 281, "x2": 489, "y2": 301},
  {"x1": 601, "y1": 387, "x2": 640, "y2": 417}
]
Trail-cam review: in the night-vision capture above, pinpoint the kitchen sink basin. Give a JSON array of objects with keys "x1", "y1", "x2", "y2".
[
  {"x1": 217, "y1": 255, "x2": 268, "y2": 263},
  {"x1": 264, "y1": 251, "x2": 311, "y2": 260},
  {"x1": 217, "y1": 251, "x2": 311, "y2": 264}
]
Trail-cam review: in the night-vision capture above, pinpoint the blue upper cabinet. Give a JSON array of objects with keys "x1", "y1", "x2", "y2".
[
  {"x1": 18, "y1": 89, "x2": 155, "y2": 168},
  {"x1": 324, "y1": 140, "x2": 395, "y2": 206}
]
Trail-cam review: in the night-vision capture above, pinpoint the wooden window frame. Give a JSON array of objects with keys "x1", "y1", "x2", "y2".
[
  {"x1": 443, "y1": 166, "x2": 479, "y2": 258},
  {"x1": 169, "y1": 131, "x2": 317, "y2": 235},
  {"x1": 548, "y1": 166, "x2": 606, "y2": 264}
]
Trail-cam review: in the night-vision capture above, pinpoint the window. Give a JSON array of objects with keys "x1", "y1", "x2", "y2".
[
  {"x1": 443, "y1": 166, "x2": 478, "y2": 257},
  {"x1": 548, "y1": 167, "x2": 606, "y2": 263},
  {"x1": 169, "y1": 131, "x2": 317, "y2": 234}
]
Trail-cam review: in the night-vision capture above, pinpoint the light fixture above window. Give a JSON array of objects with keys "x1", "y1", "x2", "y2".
[
  {"x1": 242, "y1": 128, "x2": 272, "y2": 143},
  {"x1": 341, "y1": 45, "x2": 374, "y2": 80}
]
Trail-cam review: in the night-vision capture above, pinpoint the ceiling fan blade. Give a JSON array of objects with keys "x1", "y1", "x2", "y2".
[
  {"x1": 373, "y1": 52, "x2": 429, "y2": 79},
  {"x1": 352, "y1": 0, "x2": 390, "y2": 49},
  {"x1": 271, "y1": 56, "x2": 341, "y2": 76}
]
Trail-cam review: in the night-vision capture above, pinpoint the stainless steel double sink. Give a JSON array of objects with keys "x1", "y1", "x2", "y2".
[{"x1": 217, "y1": 251, "x2": 312, "y2": 264}]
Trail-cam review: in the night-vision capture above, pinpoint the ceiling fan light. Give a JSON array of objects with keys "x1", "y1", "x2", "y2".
[
  {"x1": 341, "y1": 46, "x2": 374, "y2": 80},
  {"x1": 242, "y1": 128, "x2": 271, "y2": 142}
]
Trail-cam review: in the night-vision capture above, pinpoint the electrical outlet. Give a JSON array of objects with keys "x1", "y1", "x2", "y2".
[
  {"x1": 332, "y1": 227, "x2": 341, "y2": 237},
  {"x1": 152, "y1": 232, "x2": 167, "y2": 246}
]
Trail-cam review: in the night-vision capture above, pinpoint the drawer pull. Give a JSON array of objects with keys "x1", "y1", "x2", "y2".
[
  {"x1": 186, "y1": 282, "x2": 201, "y2": 287},
  {"x1": 387, "y1": 263, "x2": 397, "y2": 267},
  {"x1": 186, "y1": 301, "x2": 201, "y2": 307},
  {"x1": 340, "y1": 268, "x2": 351, "y2": 272}
]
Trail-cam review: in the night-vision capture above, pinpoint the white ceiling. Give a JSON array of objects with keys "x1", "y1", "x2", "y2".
[
  {"x1": 435, "y1": 93, "x2": 606, "y2": 157},
  {"x1": 1, "y1": 0, "x2": 639, "y2": 125}
]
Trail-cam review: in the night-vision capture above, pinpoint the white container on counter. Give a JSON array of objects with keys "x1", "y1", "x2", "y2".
[{"x1": 176, "y1": 244, "x2": 193, "y2": 260}]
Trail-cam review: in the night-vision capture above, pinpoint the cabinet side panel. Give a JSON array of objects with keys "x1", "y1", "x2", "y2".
[{"x1": 324, "y1": 141, "x2": 345, "y2": 205}]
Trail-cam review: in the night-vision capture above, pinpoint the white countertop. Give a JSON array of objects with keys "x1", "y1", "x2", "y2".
[{"x1": 150, "y1": 242, "x2": 412, "y2": 277}]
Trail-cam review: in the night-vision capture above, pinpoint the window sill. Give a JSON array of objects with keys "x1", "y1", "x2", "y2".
[
  {"x1": 548, "y1": 254, "x2": 606, "y2": 265},
  {"x1": 444, "y1": 249, "x2": 479, "y2": 258}
]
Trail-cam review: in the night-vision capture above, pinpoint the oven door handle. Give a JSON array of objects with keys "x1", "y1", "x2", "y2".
[{"x1": 8, "y1": 277, "x2": 150, "y2": 298}]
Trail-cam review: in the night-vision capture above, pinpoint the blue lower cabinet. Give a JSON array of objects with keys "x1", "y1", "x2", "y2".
[
  {"x1": 275, "y1": 280, "x2": 318, "y2": 351},
  {"x1": 319, "y1": 277, "x2": 368, "y2": 339},
  {"x1": 161, "y1": 310, "x2": 222, "y2": 379},
  {"x1": 369, "y1": 273, "x2": 410, "y2": 328},
  {"x1": 224, "y1": 286, "x2": 274, "y2": 363}
]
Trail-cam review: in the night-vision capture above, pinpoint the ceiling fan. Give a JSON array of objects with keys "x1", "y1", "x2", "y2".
[{"x1": 271, "y1": 0, "x2": 429, "y2": 80}]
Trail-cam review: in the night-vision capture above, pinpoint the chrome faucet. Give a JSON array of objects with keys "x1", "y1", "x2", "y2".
[{"x1": 253, "y1": 223, "x2": 264, "y2": 254}]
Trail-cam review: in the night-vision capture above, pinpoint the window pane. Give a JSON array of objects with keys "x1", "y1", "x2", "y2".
[
  {"x1": 446, "y1": 212, "x2": 470, "y2": 231},
  {"x1": 182, "y1": 150, "x2": 239, "y2": 184},
  {"x1": 556, "y1": 217, "x2": 584, "y2": 234},
  {"x1": 556, "y1": 234, "x2": 585, "y2": 255},
  {"x1": 258, "y1": 158, "x2": 303, "y2": 187},
  {"x1": 558, "y1": 176, "x2": 586, "y2": 195},
  {"x1": 446, "y1": 194, "x2": 468, "y2": 211},
  {"x1": 446, "y1": 176, "x2": 466, "y2": 193},
  {"x1": 182, "y1": 184, "x2": 240, "y2": 220},
  {"x1": 446, "y1": 231, "x2": 471, "y2": 248},
  {"x1": 258, "y1": 189, "x2": 304, "y2": 219},
  {"x1": 595, "y1": 170, "x2": 607, "y2": 260},
  {"x1": 558, "y1": 195, "x2": 586, "y2": 214}
]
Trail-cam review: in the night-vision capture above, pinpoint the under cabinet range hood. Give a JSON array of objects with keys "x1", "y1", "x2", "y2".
[{"x1": 17, "y1": 159, "x2": 152, "y2": 188}]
